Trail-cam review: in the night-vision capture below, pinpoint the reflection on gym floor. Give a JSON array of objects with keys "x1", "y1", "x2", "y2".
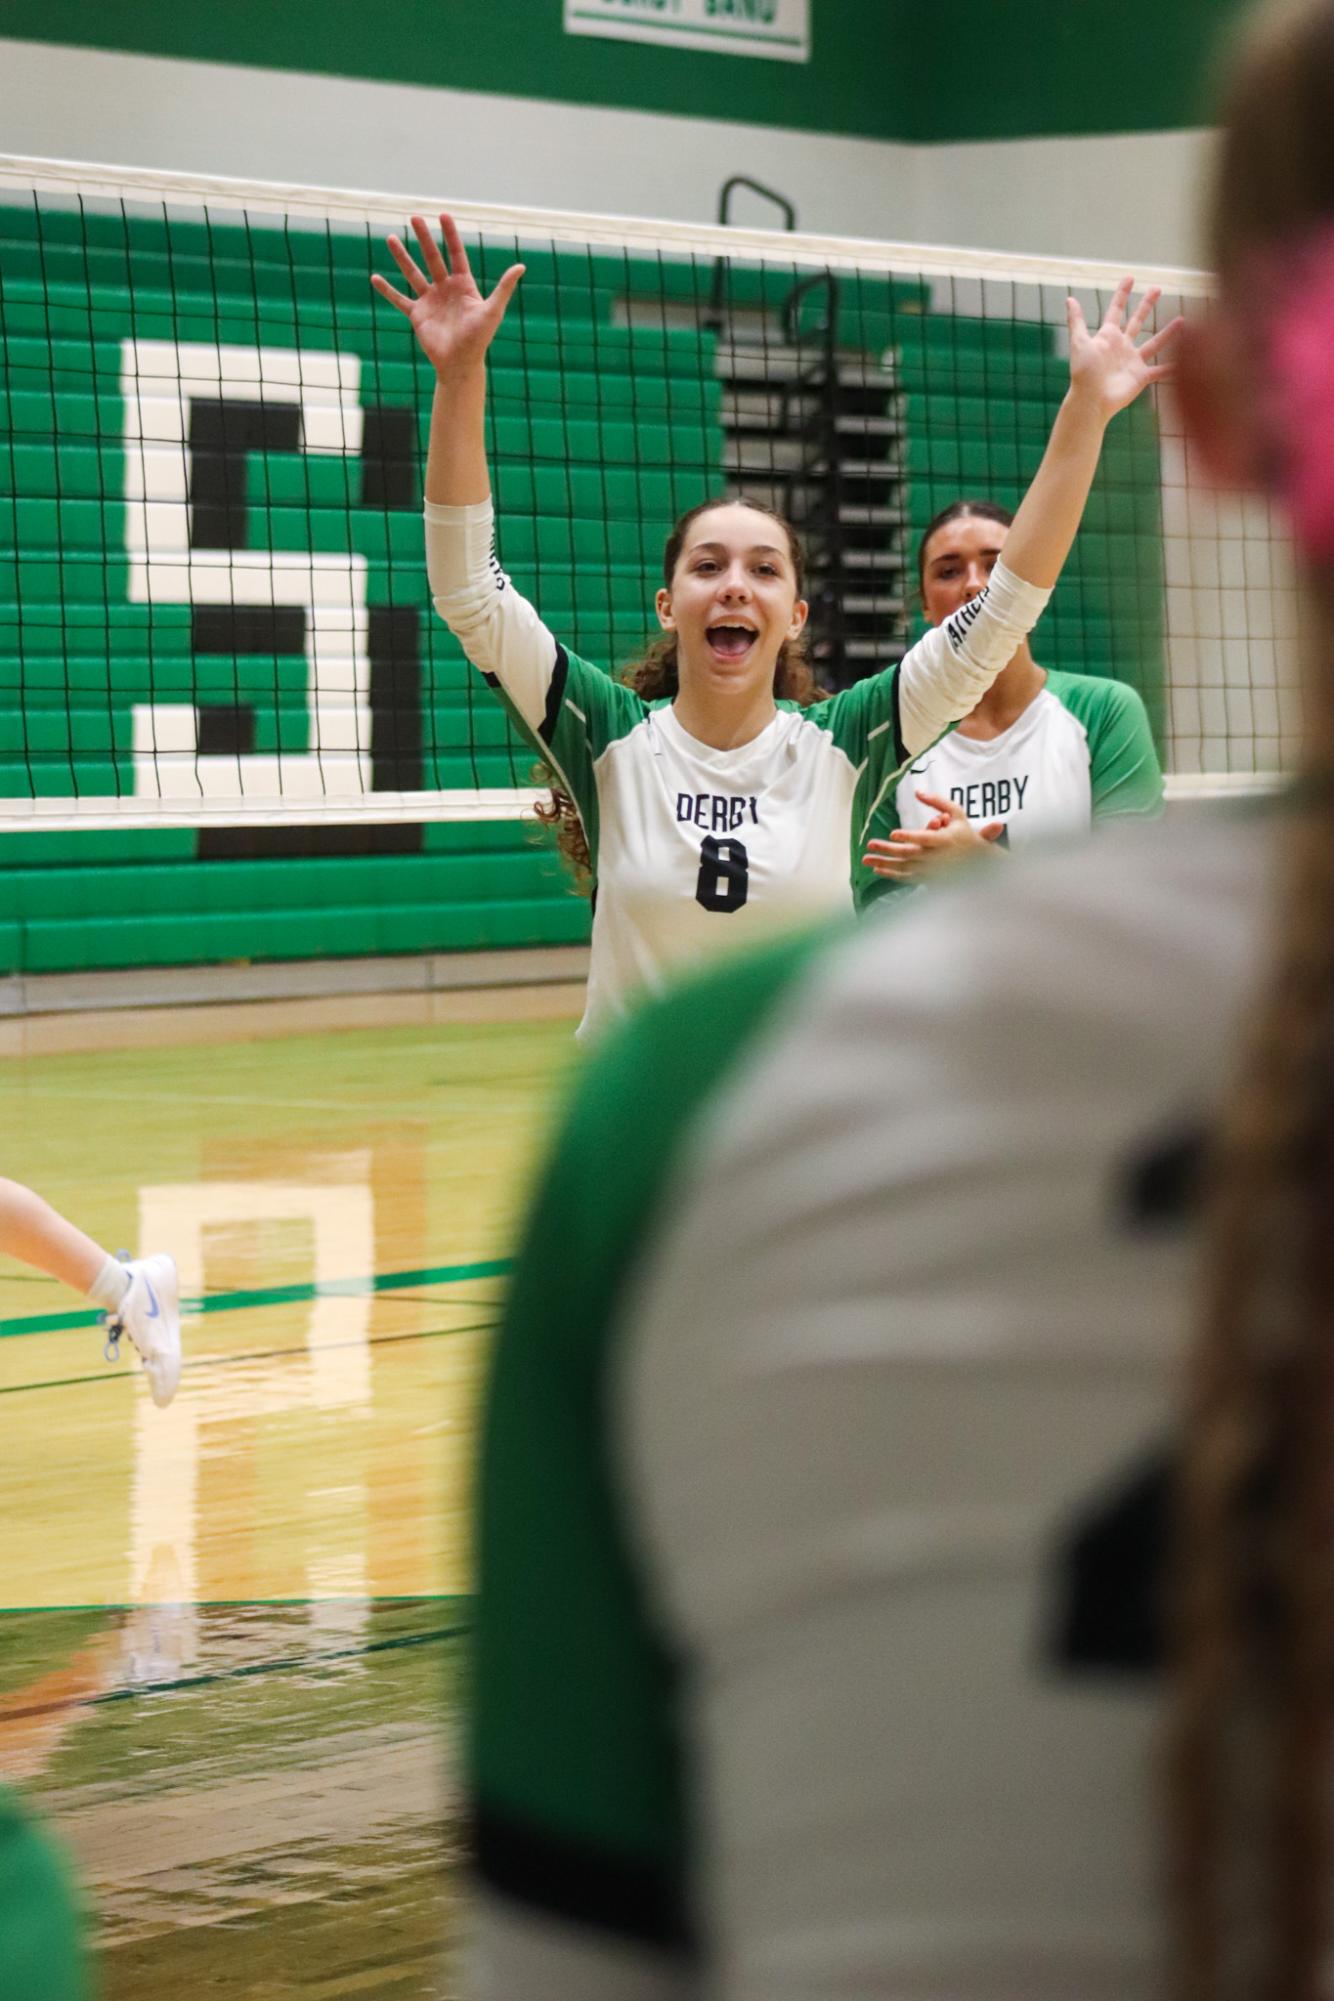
[{"x1": 0, "y1": 996, "x2": 577, "y2": 1999}]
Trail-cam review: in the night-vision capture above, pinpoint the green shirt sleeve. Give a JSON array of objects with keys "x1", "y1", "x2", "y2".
[
  {"x1": 470, "y1": 924, "x2": 833, "y2": 1953},
  {"x1": 845, "y1": 663, "x2": 914, "y2": 915},
  {"x1": 0, "y1": 1790, "x2": 90, "y2": 2001},
  {"x1": 490, "y1": 646, "x2": 647, "y2": 878},
  {"x1": 813, "y1": 662, "x2": 904, "y2": 774},
  {"x1": 1051, "y1": 673, "x2": 1165, "y2": 820},
  {"x1": 805, "y1": 667, "x2": 910, "y2": 905}
]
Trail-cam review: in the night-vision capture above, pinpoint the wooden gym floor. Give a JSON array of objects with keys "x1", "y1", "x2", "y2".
[{"x1": 0, "y1": 984, "x2": 582, "y2": 1998}]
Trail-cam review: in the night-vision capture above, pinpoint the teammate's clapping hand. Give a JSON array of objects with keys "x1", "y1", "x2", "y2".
[{"x1": 861, "y1": 790, "x2": 1005, "y2": 882}]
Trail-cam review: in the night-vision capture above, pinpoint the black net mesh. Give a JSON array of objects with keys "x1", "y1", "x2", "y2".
[{"x1": 0, "y1": 167, "x2": 1295, "y2": 838}]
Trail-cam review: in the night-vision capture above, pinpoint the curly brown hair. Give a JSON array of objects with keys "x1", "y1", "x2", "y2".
[
  {"x1": 1167, "y1": 9, "x2": 1334, "y2": 2001},
  {"x1": 534, "y1": 497, "x2": 823, "y2": 890}
]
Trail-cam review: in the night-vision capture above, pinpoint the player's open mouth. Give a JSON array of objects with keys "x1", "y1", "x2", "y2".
[{"x1": 706, "y1": 623, "x2": 758, "y2": 661}]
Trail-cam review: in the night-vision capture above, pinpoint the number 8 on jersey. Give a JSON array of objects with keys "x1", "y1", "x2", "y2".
[{"x1": 696, "y1": 835, "x2": 750, "y2": 913}]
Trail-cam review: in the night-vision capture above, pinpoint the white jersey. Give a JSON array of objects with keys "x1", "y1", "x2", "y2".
[
  {"x1": 889, "y1": 671, "x2": 1163, "y2": 849},
  {"x1": 427, "y1": 500, "x2": 1051, "y2": 1035},
  {"x1": 469, "y1": 804, "x2": 1276, "y2": 2001}
]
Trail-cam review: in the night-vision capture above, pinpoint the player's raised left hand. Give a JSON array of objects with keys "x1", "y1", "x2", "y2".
[{"x1": 1067, "y1": 276, "x2": 1183, "y2": 421}]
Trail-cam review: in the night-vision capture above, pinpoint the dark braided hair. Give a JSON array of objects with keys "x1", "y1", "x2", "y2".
[
  {"x1": 1168, "y1": 7, "x2": 1334, "y2": 1999},
  {"x1": 535, "y1": 497, "x2": 822, "y2": 890},
  {"x1": 915, "y1": 499, "x2": 1015, "y2": 597}
]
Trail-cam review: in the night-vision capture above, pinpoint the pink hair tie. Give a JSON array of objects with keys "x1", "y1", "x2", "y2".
[{"x1": 1267, "y1": 229, "x2": 1334, "y2": 560}]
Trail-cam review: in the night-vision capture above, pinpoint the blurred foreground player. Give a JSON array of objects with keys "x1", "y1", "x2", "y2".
[
  {"x1": 467, "y1": 2, "x2": 1334, "y2": 1995},
  {"x1": 0, "y1": 1789, "x2": 88, "y2": 1999}
]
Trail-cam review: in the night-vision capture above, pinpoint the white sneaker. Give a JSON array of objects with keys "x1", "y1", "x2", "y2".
[{"x1": 107, "y1": 1253, "x2": 182, "y2": 1408}]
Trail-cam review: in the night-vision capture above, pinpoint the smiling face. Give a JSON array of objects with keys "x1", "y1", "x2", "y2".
[
  {"x1": 919, "y1": 511, "x2": 1010, "y2": 626},
  {"x1": 656, "y1": 503, "x2": 808, "y2": 701}
]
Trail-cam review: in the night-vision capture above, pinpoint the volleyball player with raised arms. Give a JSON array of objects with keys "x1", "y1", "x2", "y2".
[
  {"x1": 373, "y1": 218, "x2": 1176, "y2": 1035},
  {"x1": 859, "y1": 497, "x2": 1165, "y2": 895},
  {"x1": 459, "y1": 1, "x2": 1334, "y2": 1995}
]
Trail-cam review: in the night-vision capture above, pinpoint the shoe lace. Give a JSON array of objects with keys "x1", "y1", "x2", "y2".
[{"x1": 102, "y1": 1249, "x2": 131, "y2": 1363}]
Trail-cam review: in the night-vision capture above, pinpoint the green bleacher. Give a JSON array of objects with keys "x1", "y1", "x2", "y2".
[{"x1": 0, "y1": 205, "x2": 727, "y2": 977}]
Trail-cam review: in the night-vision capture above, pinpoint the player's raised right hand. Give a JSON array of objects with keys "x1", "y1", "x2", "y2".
[{"x1": 372, "y1": 212, "x2": 524, "y2": 378}]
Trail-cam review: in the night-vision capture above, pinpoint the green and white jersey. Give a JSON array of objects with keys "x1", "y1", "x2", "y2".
[
  {"x1": 0, "y1": 1788, "x2": 88, "y2": 2000},
  {"x1": 858, "y1": 668, "x2": 1164, "y2": 910},
  {"x1": 470, "y1": 807, "x2": 1272, "y2": 2001},
  {"x1": 427, "y1": 502, "x2": 1050, "y2": 1036}
]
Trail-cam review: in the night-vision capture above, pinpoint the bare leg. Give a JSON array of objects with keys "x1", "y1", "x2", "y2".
[
  {"x1": 0, "y1": 1177, "x2": 109, "y2": 1294},
  {"x1": 0, "y1": 1177, "x2": 181, "y2": 1405}
]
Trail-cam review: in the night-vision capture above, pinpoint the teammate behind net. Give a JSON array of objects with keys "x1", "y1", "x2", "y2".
[
  {"x1": 859, "y1": 498, "x2": 1165, "y2": 893},
  {"x1": 372, "y1": 217, "x2": 1177, "y2": 1037}
]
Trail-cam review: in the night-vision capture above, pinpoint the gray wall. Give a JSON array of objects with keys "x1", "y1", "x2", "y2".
[{"x1": 0, "y1": 4, "x2": 1234, "y2": 267}]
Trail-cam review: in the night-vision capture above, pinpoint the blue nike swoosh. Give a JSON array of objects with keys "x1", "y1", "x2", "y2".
[{"x1": 143, "y1": 1277, "x2": 161, "y2": 1319}]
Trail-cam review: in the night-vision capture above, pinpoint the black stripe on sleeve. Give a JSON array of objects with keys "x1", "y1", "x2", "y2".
[
  {"x1": 471, "y1": 1800, "x2": 695, "y2": 1953},
  {"x1": 1046, "y1": 1448, "x2": 1170, "y2": 1676},
  {"x1": 540, "y1": 643, "x2": 570, "y2": 747},
  {"x1": 891, "y1": 666, "x2": 907, "y2": 768}
]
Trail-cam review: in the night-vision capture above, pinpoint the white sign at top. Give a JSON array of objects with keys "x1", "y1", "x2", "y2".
[{"x1": 564, "y1": 0, "x2": 810, "y2": 64}]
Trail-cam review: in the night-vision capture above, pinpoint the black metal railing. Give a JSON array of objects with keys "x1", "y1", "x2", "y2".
[
  {"x1": 781, "y1": 268, "x2": 847, "y2": 684},
  {"x1": 701, "y1": 178, "x2": 903, "y2": 688},
  {"x1": 706, "y1": 175, "x2": 797, "y2": 332}
]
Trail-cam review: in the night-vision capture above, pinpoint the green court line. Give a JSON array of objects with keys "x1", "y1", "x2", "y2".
[
  {"x1": 0, "y1": 1256, "x2": 513, "y2": 1339},
  {"x1": 0, "y1": 1594, "x2": 466, "y2": 1616},
  {"x1": 0, "y1": 1621, "x2": 473, "y2": 1725}
]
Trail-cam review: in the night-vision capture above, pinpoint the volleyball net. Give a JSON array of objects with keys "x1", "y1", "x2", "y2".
[{"x1": 0, "y1": 153, "x2": 1296, "y2": 835}]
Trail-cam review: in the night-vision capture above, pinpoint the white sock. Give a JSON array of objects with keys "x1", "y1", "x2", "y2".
[{"x1": 87, "y1": 1256, "x2": 131, "y2": 1311}]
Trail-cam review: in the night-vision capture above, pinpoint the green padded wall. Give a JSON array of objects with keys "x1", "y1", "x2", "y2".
[
  {"x1": 0, "y1": 201, "x2": 727, "y2": 978},
  {"x1": 2, "y1": 0, "x2": 1254, "y2": 145}
]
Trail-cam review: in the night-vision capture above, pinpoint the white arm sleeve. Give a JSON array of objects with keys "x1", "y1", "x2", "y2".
[
  {"x1": 896, "y1": 558, "x2": 1053, "y2": 757},
  {"x1": 424, "y1": 498, "x2": 561, "y2": 736},
  {"x1": 467, "y1": 1892, "x2": 699, "y2": 2001}
]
